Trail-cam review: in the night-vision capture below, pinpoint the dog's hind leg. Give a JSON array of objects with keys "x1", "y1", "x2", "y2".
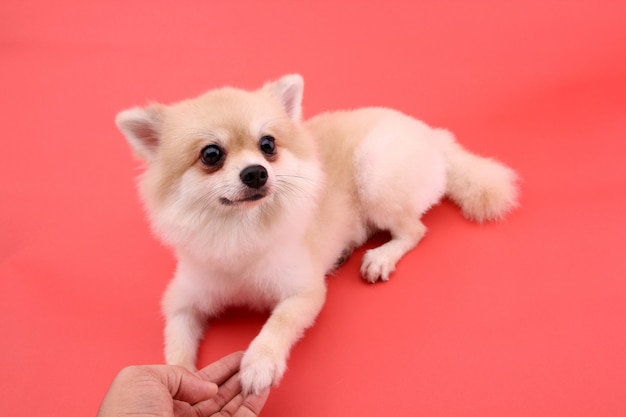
[
  {"x1": 353, "y1": 111, "x2": 448, "y2": 283},
  {"x1": 360, "y1": 216, "x2": 427, "y2": 283}
]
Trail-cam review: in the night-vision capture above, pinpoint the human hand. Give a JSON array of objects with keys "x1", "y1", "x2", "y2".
[
  {"x1": 97, "y1": 351, "x2": 269, "y2": 417},
  {"x1": 193, "y1": 351, "x2": 270, "y2": 416}
]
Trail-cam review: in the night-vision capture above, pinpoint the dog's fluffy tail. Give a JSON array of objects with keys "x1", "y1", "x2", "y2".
[{"x1": 436, "y1": 129, "x2": 519, "y2": 222}]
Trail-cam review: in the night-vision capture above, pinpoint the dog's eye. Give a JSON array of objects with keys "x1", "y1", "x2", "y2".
[
  {"x1": 259, "y1": 135, "x2": 276, "y2": 156},
  {"x1": 200, "y1": 144, "x2": 224, "y2": 166}
]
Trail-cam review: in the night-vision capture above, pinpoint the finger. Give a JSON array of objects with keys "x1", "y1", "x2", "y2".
[
  {"x1": 195, "y1": 351, "x2": 244, "y2": 385},
  {"x1": 192, "y1": 372, "x2": 243, "y2": 415},
  {"x1": 172, "y1": 399, "x2": 195, "y2": 417},
  {"x1": 153, "y1": 365, "x2": 218, "y2": 404},
  {"x1": 225, "y1": 387, "x2": 270, "y2": 417}
]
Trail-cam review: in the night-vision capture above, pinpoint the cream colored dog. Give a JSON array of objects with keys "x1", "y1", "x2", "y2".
[{"x1": 116, "y1": 74, "x2": 518, "y2": 394}]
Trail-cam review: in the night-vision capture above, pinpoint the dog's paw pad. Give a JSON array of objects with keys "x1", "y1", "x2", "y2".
[
  {"x1": 360, "y1": 248, "x2": 396, "y2": 283},
  {"x1": 240, "y1": 346, "x2": 286, "y2": 394}
]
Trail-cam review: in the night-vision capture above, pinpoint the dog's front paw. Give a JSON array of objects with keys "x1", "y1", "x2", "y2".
[
  {"x1": 240, "y1": 343, "x2": 287, "y2": 394},
  {"x1": 360, "y1": 247, "x2": 396, "y2": 283}
]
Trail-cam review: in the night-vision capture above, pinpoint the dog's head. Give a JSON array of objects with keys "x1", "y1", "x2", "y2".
[{"x1": 116, "y1": 75, "x2": 321, "y2": 249}]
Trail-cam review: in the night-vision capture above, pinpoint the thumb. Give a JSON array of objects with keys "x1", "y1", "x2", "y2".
[{"x1": 158, "y1": 365, "x2": 219, "y2": 404}]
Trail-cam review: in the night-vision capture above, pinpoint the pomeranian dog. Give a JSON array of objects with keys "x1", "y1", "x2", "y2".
[{"x1": 116, "y1": 74, "x2": 518, "y2": 393}]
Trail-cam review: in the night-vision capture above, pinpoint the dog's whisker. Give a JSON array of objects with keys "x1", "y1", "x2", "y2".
[
  {"x1": 275, "y1": 174, "x2": 318, "y2": 199},
  {"x1": 275, "y1": 182, "x2": 315, "y2": 203}
]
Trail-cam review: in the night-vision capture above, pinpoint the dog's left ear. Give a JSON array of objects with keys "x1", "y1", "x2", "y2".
[{"x1": 264, "y1": 74, "x2": 304, "y2": 121}]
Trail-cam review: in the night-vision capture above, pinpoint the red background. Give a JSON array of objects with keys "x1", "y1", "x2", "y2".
[{"x1": 2, "y1": 1, "x2": 625, "y2": 416}]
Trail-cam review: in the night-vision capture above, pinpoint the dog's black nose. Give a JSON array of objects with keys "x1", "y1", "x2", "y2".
[{"x1": 240, "y1": 165, "x2": 268, "y2": 189}]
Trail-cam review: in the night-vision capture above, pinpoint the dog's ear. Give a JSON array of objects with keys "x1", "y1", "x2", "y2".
[
  {"x1": 115, "y1": 104, "x2": 164, "y2": 162},
  {"x1": 264, "y1": 74, "x2": 304, "y2": 121}
]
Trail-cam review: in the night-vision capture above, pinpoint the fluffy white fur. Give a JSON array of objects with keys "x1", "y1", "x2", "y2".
[{"x1": 116, "y1": 74, "x2": 519, "y2": 394}]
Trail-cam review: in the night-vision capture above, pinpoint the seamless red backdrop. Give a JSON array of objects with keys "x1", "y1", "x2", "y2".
[{"x1": 1, "y1": 1, "x2": 625, "y2": 416}]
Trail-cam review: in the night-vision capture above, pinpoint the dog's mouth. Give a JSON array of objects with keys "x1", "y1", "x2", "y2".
[{"x1": 219, "y1": 192, "x2": 267, "y2": 206}]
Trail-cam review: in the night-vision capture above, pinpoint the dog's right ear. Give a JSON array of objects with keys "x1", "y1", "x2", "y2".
[
  {"x1": 263, "y1": 74, "x2": 304, "y2": 121},
  {"x1": 115, "y1": 104, "x2": 164, "y2": 162}
]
